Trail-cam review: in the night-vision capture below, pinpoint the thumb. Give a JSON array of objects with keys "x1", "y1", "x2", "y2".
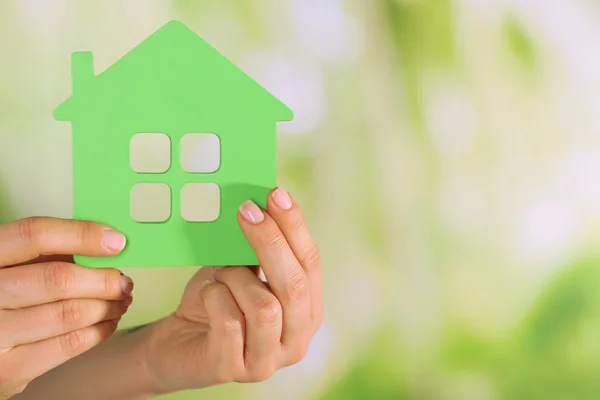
[{"x1": 176, "y1": 266, "x2": 217, "y2": 322}]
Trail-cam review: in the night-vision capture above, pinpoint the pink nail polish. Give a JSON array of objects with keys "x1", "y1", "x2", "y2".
[
  {"x1": 272, "y1": 187, "x2": 292, "y2": 210},
  {"x1": 239, "y1": 201, "x2": 265, "y2": 224},
  {"x1": 103, "y1": 230, "x2": 127, "y2": 252}
]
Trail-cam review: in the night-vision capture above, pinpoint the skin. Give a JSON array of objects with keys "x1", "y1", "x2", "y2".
[
  {"x1": 0, "y1": 217, "x2": 134, "y2": 399},
  {"x1": 10, "y1": 187, "x2": 323, "y2": 399}
]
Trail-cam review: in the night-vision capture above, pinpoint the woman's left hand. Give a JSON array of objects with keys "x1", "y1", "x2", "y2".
[{"x1": 143, "y1": 188, "x2": 323, "y2": 394}]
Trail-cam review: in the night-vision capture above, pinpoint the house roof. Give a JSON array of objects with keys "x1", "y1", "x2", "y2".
[{"x1": 54, "y1": 20, "x2": 294, "y2": 122}]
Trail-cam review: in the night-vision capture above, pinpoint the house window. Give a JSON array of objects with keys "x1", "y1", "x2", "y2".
[
  {"x1": 180, "y1": 133, "x2": 220, "y2": 173},
  {"x1": 130, "y1": 133, "x2": 171, "y2": 173},
  {"x1": 130, "y1": 183, "x2": 171, "y2": 223},
  {"x1": 130, "y1": 132, "x2": 221, "y2": 223},
  {"x1": 181, "y1": 183, "x2": 221, "y2": 222}
]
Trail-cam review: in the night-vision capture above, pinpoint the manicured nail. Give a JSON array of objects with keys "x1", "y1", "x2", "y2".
[
  {"x1": 103, "y1": 230, "x2": 126, "y2": 252},
  {"x1": 239, "y1": 201, "x2": 265, "y2": 224},
  {"x1": 120, "y1": 275, "x2": 134, "y2": 295},
  {"x1": 272, "y1": 187, "x2": 292, "y2": 210},
  {"x1": 123, "y1": 296, "x2": 133, "y2": 308}
]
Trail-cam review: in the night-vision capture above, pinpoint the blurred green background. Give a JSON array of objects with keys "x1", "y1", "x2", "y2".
[{"x1": 3, "y1": 0, "x2": 600, "y2": 399}]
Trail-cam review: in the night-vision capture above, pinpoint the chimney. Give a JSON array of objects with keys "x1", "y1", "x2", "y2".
[{"x1": 71, "y1": 51, "x2": 95, "y2": 94}]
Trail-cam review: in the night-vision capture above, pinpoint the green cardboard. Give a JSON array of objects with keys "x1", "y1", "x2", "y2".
[{"x1": 54, "y1": 20, "x2": 294, "y2": 268}]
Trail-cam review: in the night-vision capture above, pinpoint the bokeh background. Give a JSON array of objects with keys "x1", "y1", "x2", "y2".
[{"x1": 3, "y1": 0, "x2": 600, "y2": 399}]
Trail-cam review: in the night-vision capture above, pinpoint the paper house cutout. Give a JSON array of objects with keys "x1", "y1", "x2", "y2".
[{"x1": 54, "y1": 20, "x2": 293, "y2": 268}]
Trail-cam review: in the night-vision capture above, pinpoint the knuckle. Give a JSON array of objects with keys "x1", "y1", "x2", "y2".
[
  {"x1": 220, "y1": 319, "x2": 245, "y2": 347},
  {"x1": 222, "y1": 317, "x2": 245, "y2": 336},
  {"x1": 254, "y1": 295, "x2": 282, "y2": 327},
  {"x1": 18, "y1": 217, "x2": 44, "y2": 246},
  {"x1": 59, "y1": 329, "x2": 85, "y2": 355},
  {"x1": 56, "y1": 300, "x2": 82, "y2": 328},
  {"x1": 44, "y1": 262, "x2": 75, "y2": 295},
  {"x1": 0, "y1": 276, "x2": 26, "y2": 309},
  {"x1": 102, "y1": 269, "x2": 121, "y2": 295},
  {"x1": 285, "y1": 273, "x2": 309, "y2": 302},
  {"x1": 299, "y1": 244, "x2": 321, "y2": 271},
  {"x1": 73, "y1": 220, "x2": 87, "y2": 246},
  {"x1": 287, "y1": 344, "x2": 309, "y2": 365},
  {"x1": 262, "y1": 231, "x2": 287, "y2": 250}
]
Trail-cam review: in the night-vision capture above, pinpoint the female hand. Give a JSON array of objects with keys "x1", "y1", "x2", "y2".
[
  {"x1": 0, "y1": 217, "x2": 133, "y2": 399},
  {"x1": 143, "y1": 188, "x2": 323, "y2": 394}
]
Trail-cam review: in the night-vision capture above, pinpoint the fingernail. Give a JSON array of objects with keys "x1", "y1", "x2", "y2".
[
  {"x1": 239, "y1": 201, "x2": 265, "y2": 224},
  {"x1": 111, "y1": 317, "x2": 121, "y2": 326},
  {"x1": 123, "y1": 295, "x2": 133, "y2": 308},
  {"x1": 103, "y1": 230, "x2": 127, "y2": 252},
  {"x1": 272, "y1": 187, "x2": 292, "y2": 210},
  {"x1": 120, "y1": 275, "x2": 134, "y2": 295}
]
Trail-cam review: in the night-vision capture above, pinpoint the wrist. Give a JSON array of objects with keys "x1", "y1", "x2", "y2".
[
  {"x1": 124, "y1": 320, "x2": 171, "y2": 398},
  {"x1": 14, "y1": 319, "x2": 170, "y2": 400},
  {"x1": 140, "y1": 314, "x2": 213, "y2": 395}
]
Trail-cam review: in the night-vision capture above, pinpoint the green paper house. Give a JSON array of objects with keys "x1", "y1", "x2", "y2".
[{"x1": 54, "y1": 20, "x2": 293, "y2": 268}]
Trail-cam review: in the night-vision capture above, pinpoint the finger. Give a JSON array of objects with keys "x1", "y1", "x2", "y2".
[
  {"x1": 248, "y1": 265, "x2": 261, "y2": 277},
  {"x1": 237, "y1": 201, "x2": 311, "y2": 350},
  {"x1": 0, "y1": 297, "x2": 131, "y2": 347},
  {"x1": 4, "y1": 320, "x2": 119, "y2": 389},
  {"x1": 0, "y1": 263, "x2": 133, "y2": 309},
  {"x1": 201, "y1": 281, "x2": 246, "y2": 383},
  {"x1": 176, "y1": 266, "x2": 218, "y2": 322},
  {"x1": 177, "y1": 267, "x2": 262, "y2": 322},
  {"x1": 214, "y1": 267, "x2": 282, "y2": 380},
  {"x1": 0, "y1": 217, "x2": 126, "y2": 267},
  {"x1": 12, "y1": 254, "x2": 75, "y2": 267},
  {"x1": 266, "y1": 188, "x2": 323, "y2": 325}
]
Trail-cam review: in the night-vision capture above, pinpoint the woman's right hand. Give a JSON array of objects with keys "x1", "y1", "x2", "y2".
[{"x1": 0, "y1": 217, "x2": 134, "y2": 399}]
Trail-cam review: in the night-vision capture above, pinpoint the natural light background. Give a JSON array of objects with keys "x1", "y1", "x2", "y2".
[{"x1": 3, "y1": 0, "x2": 600, "y2": 399}]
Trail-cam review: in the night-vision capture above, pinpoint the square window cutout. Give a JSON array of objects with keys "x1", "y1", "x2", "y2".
[
  {"x1": 131, "y1": 133, "x2": 171, "y2": 173},
  {"x1": 180, "y1": 134, "x2": 220, "y2": 173},
  {"x1": 181, "y1": 183, "x2": 220, "y2": 222},
  {"x1": 131, "y1": 183, "x2": 171, "y2": 223}
]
